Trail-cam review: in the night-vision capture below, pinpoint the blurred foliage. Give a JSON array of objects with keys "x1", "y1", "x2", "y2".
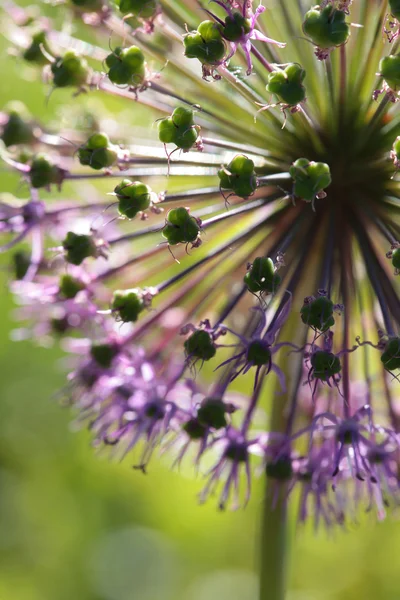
[{"x1": 1, "y1": 6, "x2": 400, "y2": 600}]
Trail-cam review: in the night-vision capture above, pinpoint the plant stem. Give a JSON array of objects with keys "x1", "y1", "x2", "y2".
[{"x1": 260, "y1": 481, "x2": 288, "y2": 600}]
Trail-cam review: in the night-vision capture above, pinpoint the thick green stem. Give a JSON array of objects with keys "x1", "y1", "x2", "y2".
[{"x1": 259, "y1": 480, "x2": 288, "y2": 600}]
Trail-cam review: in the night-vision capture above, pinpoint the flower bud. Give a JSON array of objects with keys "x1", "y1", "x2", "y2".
[
  {"x1": 311, "y1": 351, "x2": 341, "y2": 381},
  {"x1": 218, "y1": 154, "x2": 257, "y2": 198},
  {"x1": 289, "y1": 158, "x2": 331, "y2": 203},
  {"x1": 184, "y1": 329, "x2": 216, "y2": 361},
  {"x1": 162, "y1": 207, "x2": 201, "y2": 245},
  {"x1": 78, "y1": 133, "x2": 118, "y2": 170},
  {"x1": 105, "y1": 46, "x2": 146, "y2": 86},
  {"x1": 303, "y1": 5, "x2": 350, "y2": 49},
  {"x1": 183, "y1": 20, "x2": 225, "y2": 65},
  {"x1": 111, "y1": 290, "x2": 144, "y2": 323},
  {"x1": 114, "y1": 179, "x2": 152, "y2": 219},
  {"x1": 50, "y1": 50, "x2": 90, "y2": 88},
  {"x1": 158, "y1": 107, "x2": 199, "y2": 151},
  {"x1": 266, "y1": 63, "x2": 306, "y2": 106},
  {"x1": 62, "y1": 232, "x2": 97, "y2": 265},
  {"x1": 244, "y1": 257, "x2": 280, "y2": 294}
]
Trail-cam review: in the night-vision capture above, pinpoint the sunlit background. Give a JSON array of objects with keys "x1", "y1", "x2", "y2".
[{"x1": 1, "y1": 4, "x2": 400, "y2": 599}]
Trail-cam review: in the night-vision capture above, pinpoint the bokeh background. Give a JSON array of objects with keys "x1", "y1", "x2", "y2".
[{"x1": 1, "y1": 4, "x2": 400, "y2": 599}]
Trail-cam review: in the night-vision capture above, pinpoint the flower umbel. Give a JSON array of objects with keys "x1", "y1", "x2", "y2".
[{"x1": 2, "y1": 0, "x2": 400, "y2": 537}]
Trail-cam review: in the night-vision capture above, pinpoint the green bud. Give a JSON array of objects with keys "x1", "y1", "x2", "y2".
[
  {"x1": 50, "y1": 50, "x2": 90, "y2": 88},
  {"x1": 225, "y1": 442, "x2": 248, "y2": 462},
  {"x1": 162, "y1": 207, "x2": 200, "y2": 245},
  {"x1": 114, "y1": 179, "x2": 152, "y2": 218},
  {"x1": 381, "y1": 337, "x2": 400, "y2": 372},
  {"x1": 106, "y1": 46, "x2": 146, "y2": 86},
  {"x1": 289, "y1": 158, "x2": 331, "y2": 203},
  {"x1": 183, "y1": 20, "x2": 225, "y2": 65},
  {"x1": 183, "y1": 418, "x2": 207, "y2": 439},
  {"x1": 300, "y1": 295, "x2": 335, "y2": 332},
  {"x1": 266, "y1": 456, "x2": 293, "y2": 480},
  {"x1": 51, "y1": 316, "x2": 70, "y2": 335},
  {"x1": 184, "y1": 329, "x2": 216, "y2": 361},
  {"x1": 13, "y1": 251, "x2": 31, "y2": 279},
  {"x1": 303, "y1": 5, "x2": 350, "y2": 49},
  {"x1": 197, "y1": 397, "x2": 227, "y2": 429},
  {"x1": 222, "y1": 12, "x2": 251, "y2": 42},
  {"x1": 311, "y1": 351, "x2": 341, "y2": 381},
  {"x1": 29, "y1": 154, "x2": 60, "y2": 188},
  {"x1": 59, "y1": 274, "x2": 85, "y2": 299},
  {"x1": 158, "y1": 107, "x2": 199, "y2": 150},
  {"x1": 390, "y1": 0, "x2": 400, "y2": 20},
  {"x1": 78, "y1": 132, "x2": 118, "y2": 170},
  {"x1": 246, "y1": 340, "x2": 271, "y2": 367},
  {"x1": 1, "y1": 103, "x2": 35, "y2": 147},
  {"x1": 112, "y1": 290, "x2": 144, "y2": 323},
  {"x1": 392, "y1": 248, "x2": 400, "y2": 270},
  {"x1": 218, "y1": 154, "x2": 257, "y2": 198},
  {"x1": 379, "y1": 54, "x2": 400, "y2": 91},
  {"x1": 23, "y1": 31, "x2": 51, "y2": 65},
  {"x1": 118, "y1": 0, "x2": 157, "y2": 18},
  {"x1": 266, "y1": 63, "x2": 306, "y2": 106},
  {"x1": 244, "y1": 257, "x2": 280, "y2": 294},
  {"x1": 90, "y1": 343, "x2": 118, "y2": 368},
  {"x1": 62, "y1": 231, "x2": 97, "y2": 265}
]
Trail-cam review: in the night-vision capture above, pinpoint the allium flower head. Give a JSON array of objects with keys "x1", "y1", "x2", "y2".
[{"x1": 2, "y1": 0, "x2": 400, "y2": 529}]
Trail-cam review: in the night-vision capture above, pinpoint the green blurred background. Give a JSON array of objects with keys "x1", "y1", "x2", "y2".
[{"x1": 1, "y1": 6, "x2": 400, "y2": 600}]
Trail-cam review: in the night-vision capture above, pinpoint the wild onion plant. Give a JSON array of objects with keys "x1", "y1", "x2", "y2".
[{"x1": 1, "y1": 0, "x2": 400, "y2": 597}]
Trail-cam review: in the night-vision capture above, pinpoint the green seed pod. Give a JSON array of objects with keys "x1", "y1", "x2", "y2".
[
  {"x1": 59, "y1": 274, "x2": 85, "y2": 299},
  {"x1": 162, "y1": 207, "x2": 200, "y2": 245},
  {"x1": 303, "y1": 5, "x2": 350, "y2": 49},
  {"x1": 197, "y1": 397, "x2": 227, "y2": 429},
  {"x1": 29, "y1": 154, "x2": 60, "y2": 188},
  {"x1": 300, "y1": 296, "x2": 335, "y2": 332},
  {"x1": 114, "y1": 179, "x2": 152, "y2": 219},
  {"x1": 50, "y1": 50, "x2": 90, "y2": 88},
  {"x1": 392, "y1": 248, "x2": 400, "y2": 270},
  {"x1": 218, "y1": 154, "x2": 257, "y2": 198},
  {"x1": 183, "y1": 418, "x2": 207, "y2": 439},
  {"x1": 390, "y1": 0, "x2": 400, "y2": 20},
  {"x1": 222, "y1": 12, "x2": 251, "y2": 42},
  {"x1": 266, "y1": 63, "x2": 306, "y2": 106},
  {"x1": 112, "y1": 290, "x2": 144, "y2": 323},
  {"x1": 225, "y1": 442, "x2": 248, "y2": 462},
  {"x1": 244, "y1": 257, "x2": 280, "y2": 294},
  {"x1": 62, "y1": 232, "x2": 97, "y2": 265},
  {"x1": 183, "y1": 20, "x2": 225, "y2": 65},
  {"x1": 90, "y1": 343, "x2": 118, "y2": 369},
  {"x1": 78, "y1": 133, "x2": 118, "y2": 170},
  {"x1": 13, "y1": 251, "x2": 31, "y2": 280},
  {"x1": 1, "y1": 103, "x2": 35, "y2": 147},
  {"x1": 379, "y1": 54, "x2": 400, "y2": 90},
  {"x1": 23, "y1": 31, "x2": 51, "y2": 65},
  {"x1": 184, "y1": 329, "x2": 216, "y2": 361},
  {"x1": 311, "y1": 351, "x2": 341, "y2": 381},
  {"x1": 289, "y1": 158, "x2": 331, "y2": 203},
  {"x1": 246, "y1": 340, "x2": 271, "y2": 367},
  {"x1": 51, "y1": 316, "x2": 71, "y2": 335},
  {"x1": 105, "y1": 46, "x2": 146, "y2": 86},
  {"x1": 266, "y1": 456, "x2": 293, "y2": 480},
  {"x1": 118, "y1": 0, "x2": 157, "y2": 18},
  {"x1": 381, "y1": 337, "x2": 400, "y2": 372},
  {"x1": 157, "y1": 107, "x2": 199, "y2": 150}
]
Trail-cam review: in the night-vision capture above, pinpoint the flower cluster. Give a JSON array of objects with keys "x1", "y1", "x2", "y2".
[{"x1": 1, "y1": 0, "x2": 400, "y2": 525}]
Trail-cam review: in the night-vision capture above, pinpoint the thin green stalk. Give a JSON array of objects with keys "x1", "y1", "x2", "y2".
[{"x1": 260, "y1": 482, "x2": 288, "y2": 600}]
